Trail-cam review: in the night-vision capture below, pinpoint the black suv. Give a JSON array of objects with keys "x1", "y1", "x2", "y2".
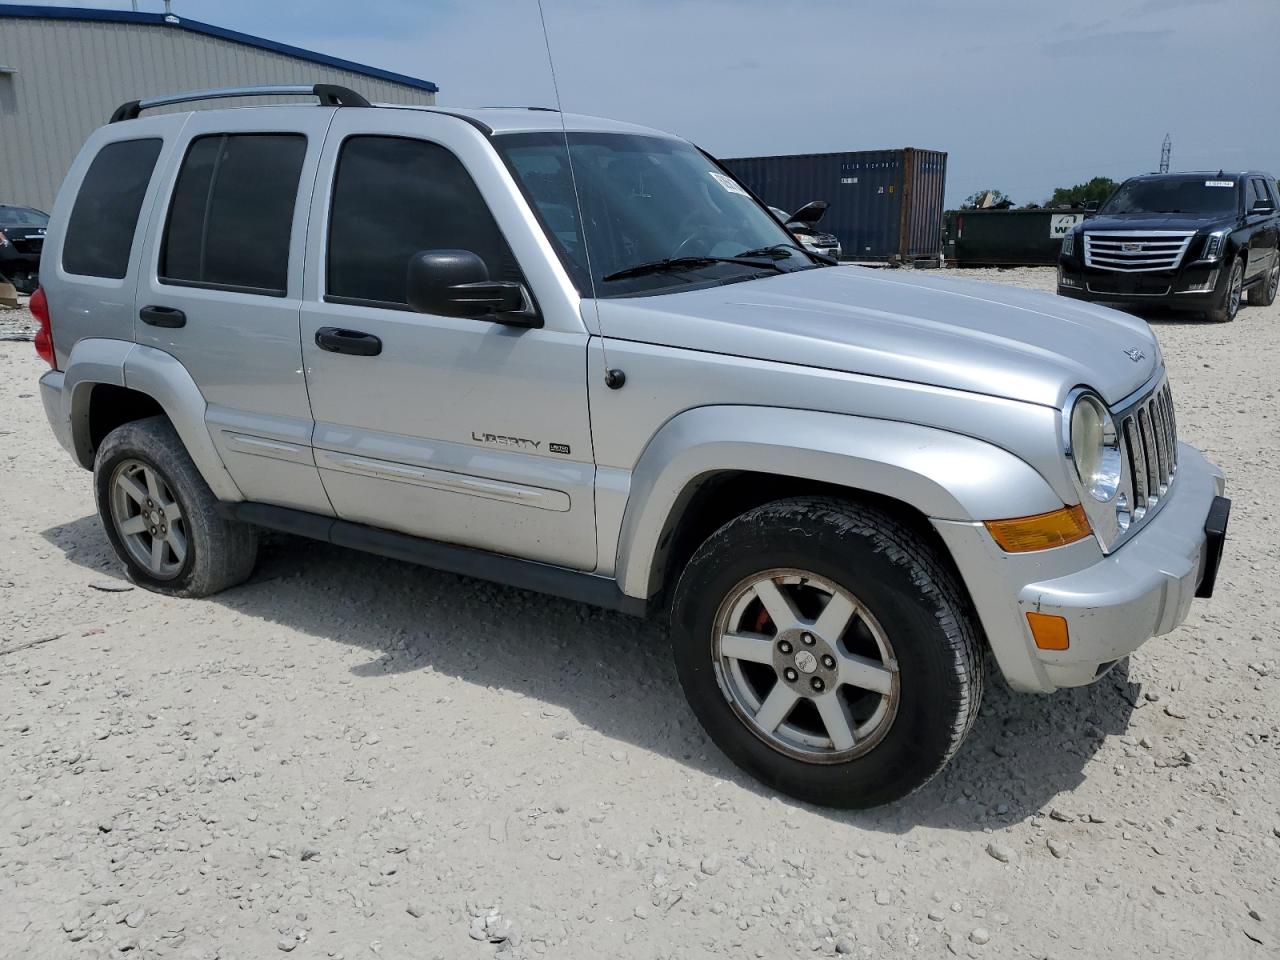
[
  {"x1": 1057, "y1": 172, "x2": 1280, "y2": 322},
  {"x1": 0, "y1": 202, "x2": 48, "y2": 294}
]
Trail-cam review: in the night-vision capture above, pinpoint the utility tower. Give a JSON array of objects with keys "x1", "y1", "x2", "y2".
[{"x1": 1159, "y1": 134, "x2": 1171, "y2": 174}]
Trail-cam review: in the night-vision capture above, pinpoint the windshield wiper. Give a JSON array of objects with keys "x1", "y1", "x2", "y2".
[
  {"x1": 733, "y1": 243, "x2": 798, "y2": 260},
  {"x1": 601, "y1": 255, "x2": 785, "y2": 282}
]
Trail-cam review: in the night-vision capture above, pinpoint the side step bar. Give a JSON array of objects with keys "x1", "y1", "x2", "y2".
[{"x1": 216, "y1": 501, "x2": 650, "y2": 618}]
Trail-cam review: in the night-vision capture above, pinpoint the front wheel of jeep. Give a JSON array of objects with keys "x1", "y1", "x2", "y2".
[{"x1": 670, "y1": 497, "x2": 984, "y2": 809}]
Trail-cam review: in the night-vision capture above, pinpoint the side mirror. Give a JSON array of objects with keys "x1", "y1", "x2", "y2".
[
  {"x1": 1252, "y1": 198, "x2": 1274, "y2": 214},
  {"x1": 1082, "y1": 200, "x2": 1099, "y2": 212},
  {"x1": 406, "y1": 249, "x2": 538, "y2": 326}
]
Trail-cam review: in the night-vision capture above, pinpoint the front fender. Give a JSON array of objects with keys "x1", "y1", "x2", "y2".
[{"x1": 614, "y1": 405, "x2": 1063, "y2": 600}]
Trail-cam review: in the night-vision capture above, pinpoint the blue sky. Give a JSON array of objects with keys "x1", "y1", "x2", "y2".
[{"x1": 24, "y1": 0, "x2": 1280, "y2": 205}]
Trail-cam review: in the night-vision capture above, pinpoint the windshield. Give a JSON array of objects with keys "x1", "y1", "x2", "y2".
[
  {"x1": 1099, "y1": 177, "x2": 1239, "y2": 217},
  {"x1": 494, "y1": 132, "x2": 816, "y2": 297},
  {"x1": 0, "y1": 206, "x2": 49, "y2": 228}
]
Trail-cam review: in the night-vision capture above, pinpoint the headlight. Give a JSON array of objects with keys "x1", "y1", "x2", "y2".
[
  {"x1": 1061, "y1": 231, "x2": 1075, "y2": 257},
  {"x1": 1067, "y1": 390, "x2": 1121, "y2": 502},
  {"x1": 1202, "y1": 229, "x2": 1229, "y2": 261}
]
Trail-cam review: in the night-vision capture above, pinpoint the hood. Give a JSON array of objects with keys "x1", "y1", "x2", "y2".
[
  {"x1": 1083, "y1": 213, "x2": 1232, "y2": 232},
  {"x1": 594, "y1": 267, "x2": 1159, "y2": 408}
]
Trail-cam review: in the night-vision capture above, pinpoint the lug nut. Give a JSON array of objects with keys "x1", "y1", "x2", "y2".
[
  {"x1": 784, "y1": 668, "x2": 798, "y2": 682},
  {"x1": 822, "y1": 655, "x2": 836, "y2": 669},
  {"x1": 810, "y1": 677, "x2": 825, "y2": 692},
  {"x1": 778, "y1": 640, "x2": 792, "y2": 654},
  {"x1": 801, "y1": 633, "x2": 815, "y2": 646}
]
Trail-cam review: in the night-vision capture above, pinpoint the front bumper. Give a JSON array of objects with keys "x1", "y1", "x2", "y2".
[
  {"x1": 1057, "y1": 259, "x2": 1224, "y2": 307},
  {"x1": 934, "y1": 444, "x2": 1227, "y2": 693}
]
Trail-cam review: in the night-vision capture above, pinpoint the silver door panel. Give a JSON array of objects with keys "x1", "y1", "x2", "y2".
[
  {"x1": 133, "y1": 106, "x2": 333, "y2": 509},
  {"x1": 300, "y1": 110, "x2": 597, "y2": 570},
  {"x1": 206, "y1": 404, "x2": 334, "y2": 515}
]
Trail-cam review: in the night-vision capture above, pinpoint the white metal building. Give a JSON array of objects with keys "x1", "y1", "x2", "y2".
[{"x1": 0, "y1": 5, "x2": 438, "y2": 210}]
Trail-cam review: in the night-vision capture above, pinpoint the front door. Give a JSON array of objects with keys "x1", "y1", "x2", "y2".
[
  {"x1": 1247, "y1": 177, "x2": 1278, "y2": 280},
  {"x1": 134, "y1": 107, "x2": 334, "y2": 515},
  {"x1": 299, "y1": 110, "x2": 597, "y2": 570}
]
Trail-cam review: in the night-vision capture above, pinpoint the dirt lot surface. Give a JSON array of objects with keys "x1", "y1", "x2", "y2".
[{"x1": 2, "y1": 268, "x2": 1277, "y2": 959}]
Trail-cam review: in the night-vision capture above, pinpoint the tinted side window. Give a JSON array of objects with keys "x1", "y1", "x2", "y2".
[
  {"x1": 327, "y1": 136, "x2": 521, "y2": 306},
  {"x1": 161, "y1": 134, "x2": 306, "y2": 296},
  {"x1": 62, "y1": 138, "x2": 163, "y2": 279}
]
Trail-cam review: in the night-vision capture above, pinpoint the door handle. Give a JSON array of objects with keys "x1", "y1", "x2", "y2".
[
  {"x1": 139, "y1": 305, "x2": 186, "y2": 328},
  {"x1": 315, "y1": 326, "x2": 382, "y2": 357}
]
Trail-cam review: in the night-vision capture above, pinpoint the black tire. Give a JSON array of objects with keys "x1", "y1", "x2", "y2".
[
  {"x1": 670, "y1": 497, "x2": 984, "y2": 808},
  {"x1": 1247, "y1": 253, "x2": 1279, "y2": 307},
  {"x1": 1208, "y1": 256, "x2": 1245, "y2": 322},
  {"x1": 94, "y1": 416, "x2": 258, "y2": 597}
]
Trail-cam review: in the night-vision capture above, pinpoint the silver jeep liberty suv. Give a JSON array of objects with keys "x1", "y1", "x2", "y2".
[{"x1": 34, "y1": 85, "x2": 1230, "y2": 808}]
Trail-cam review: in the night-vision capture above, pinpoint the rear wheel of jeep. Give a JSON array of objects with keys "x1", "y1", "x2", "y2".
[
  {"x1": 94, "y1": 416, "x2": 258, "y2": 597},
  {"x1": 1208, "y1": 256, "x2": 1245, "y2": 322},
  {"x1": 670, "y1": 497, "x2": 984, "y2": 808},
  {"x1": 1247, "y1": 253, "x2": 1280, "y2": 307}
]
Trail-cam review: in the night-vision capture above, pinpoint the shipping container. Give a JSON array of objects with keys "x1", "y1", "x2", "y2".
[
  {"x1": 943, "y1": 208, "x2": 1088, "y2": 266},
  {"x1": 722, "y1": 148, "x2": 947, "y2": 261}
]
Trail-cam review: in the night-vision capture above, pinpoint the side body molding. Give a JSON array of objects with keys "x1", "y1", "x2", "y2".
[{"x1": 612, "y1": 406, "x2": 1064, "y2": 600}]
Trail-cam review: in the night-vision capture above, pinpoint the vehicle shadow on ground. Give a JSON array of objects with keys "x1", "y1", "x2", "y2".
[{"x1": 43, "y1": 515, "x2": 1140, "y2": 833}]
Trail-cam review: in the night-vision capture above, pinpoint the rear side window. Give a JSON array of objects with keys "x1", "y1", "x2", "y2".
[
  {"x1": 161, "y1": 134, "x2": 306, "y2": 296},
  {"x1": 62, "y1": 138, "x2": 163, "y2": 279},
  {"x1": 326, "y1": 136, "x2": 522, "y2": 307}
]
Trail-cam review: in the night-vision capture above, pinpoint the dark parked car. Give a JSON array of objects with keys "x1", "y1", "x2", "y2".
[
  {"x1": 1057, "y1": 172, "x2": 1280, "y2": 322},
  {"x1": 0, "y1": 202, "x2": 48, "y2": 293}
]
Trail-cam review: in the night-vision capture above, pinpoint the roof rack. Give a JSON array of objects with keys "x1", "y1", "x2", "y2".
[{"x1": 109, "y1": 83, "x2": 369, "y2": 123}]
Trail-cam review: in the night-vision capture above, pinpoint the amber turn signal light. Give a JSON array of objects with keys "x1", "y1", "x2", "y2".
[
  {"x1": 1026, "y1": 612, "x2": 1070, "y2": 651},
  {"x1": 984, "y1": 504, "x2": 1092, "y2": 553}
]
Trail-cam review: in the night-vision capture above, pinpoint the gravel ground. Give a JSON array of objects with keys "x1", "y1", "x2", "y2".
[{"x1": 1, "y1": 267, "x2": 1277, "y2": 959}]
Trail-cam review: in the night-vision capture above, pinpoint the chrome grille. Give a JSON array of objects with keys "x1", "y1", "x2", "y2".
[
  {"x1": 1084, "y1": 231, "x2": 1195, "y2": 272},
  {"x1": 1119, "y1": 380, "x2": 1178, "y2": 521}
]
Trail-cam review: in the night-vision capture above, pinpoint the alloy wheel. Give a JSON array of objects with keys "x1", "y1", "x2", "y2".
[
  {"x1": 108, "y1": 458, "x2": 188, "y2": 579},
  {"x1": 712, "y1": 569, "x2": 900, "y2": 763},
  {"x1": 1228, "y1": 262, "x2": 1243, "y2": 320}
]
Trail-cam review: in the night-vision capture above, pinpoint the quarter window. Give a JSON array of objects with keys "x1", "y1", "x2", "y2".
[
  {"x1": 62, "y1": 138, "x2": 163, "y2": 279},
  {"x1": 161, "y1": 134, "x2": 306, "y2": 296},
  {"x1": 326, "y1": 136, "x2": 522, "y2": 307}
]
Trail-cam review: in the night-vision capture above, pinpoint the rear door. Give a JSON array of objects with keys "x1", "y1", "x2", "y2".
[
  {"x1": 135, "y1": 107, "x2": 333, "y2": 514},
  {"x1": 298, "y1": 110, "x2": 596, "y2": 569}
]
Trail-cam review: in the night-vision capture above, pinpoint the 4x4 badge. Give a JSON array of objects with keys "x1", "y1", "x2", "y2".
[{"x1": 1124, "y1": 348, "x2": 1146, "y2": 362}]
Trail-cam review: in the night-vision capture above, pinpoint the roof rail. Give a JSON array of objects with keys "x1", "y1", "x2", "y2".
[{"x1": 109, "y1": 83, "x2": 369, "y2": 123}]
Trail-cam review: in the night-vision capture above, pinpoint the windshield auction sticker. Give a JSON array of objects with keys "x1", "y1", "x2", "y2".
[
  {"x1": 1205, "y1": 180, "x2": 1235, "y2": 187},
  {"x1": 710, "y1": 171, "x2": 750, "y2": 197}
]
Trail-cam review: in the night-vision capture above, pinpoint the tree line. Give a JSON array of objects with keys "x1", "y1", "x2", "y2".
[{"x1": 962, "y1": 177, "x2": 1120, "y2": 210}]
